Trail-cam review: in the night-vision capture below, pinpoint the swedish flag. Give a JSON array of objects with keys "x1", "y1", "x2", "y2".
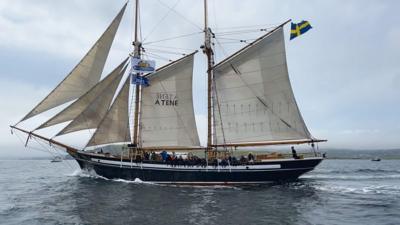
[{"x1": 290, "y1": 20, "x2": 312, "y2": 40}]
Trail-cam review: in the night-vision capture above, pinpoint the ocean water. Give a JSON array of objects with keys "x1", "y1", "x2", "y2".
[{"x1": 0, "y1": 159, "x2": 399, "y2": 225}]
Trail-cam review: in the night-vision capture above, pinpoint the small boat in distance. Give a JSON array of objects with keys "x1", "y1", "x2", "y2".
[
  {"x1": 51, "y1": 156, "x2": 62, "y2": 163},
  {"x1": 371, "y1": 157, "x2": 381, "y2": 162}
]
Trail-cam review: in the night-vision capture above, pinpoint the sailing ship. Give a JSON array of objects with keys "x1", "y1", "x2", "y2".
[{"x1": 11, "y1": 1, "x2": 326, "y2": 184}]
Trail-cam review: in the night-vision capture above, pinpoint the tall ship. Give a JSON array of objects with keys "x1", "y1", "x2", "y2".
[{"x1": 11, "y1": 0, "x2": 326, "y2": 184}]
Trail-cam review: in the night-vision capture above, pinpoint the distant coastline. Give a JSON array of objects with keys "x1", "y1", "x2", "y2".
[
  {"x1": 1, "y1": 149, "x2": 399, "y2": 160},
  {"x1": 322, "y1": 148, "x2": 400, "y2": 160}
]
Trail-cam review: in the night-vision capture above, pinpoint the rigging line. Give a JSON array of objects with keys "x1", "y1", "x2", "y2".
[
  {"x1": 139, "y1": 0, "x2": 143, "y2": 43},
  {"x1": 212, "y1": 0, "x2": 218, "y2": 32},
  {"x1": 31, "y1": 136, "x2": 59, "y2": 158},
  {"x1": 14, "y1": 131, "x2": 47, "y2": 153},
  {"x1": 227, "y1": 63, "x2": 306, "y2": 137},
  {"x1": 213, "y1": 75, "x2": 227, "y2": 149},
  {"x1": 156, "y1": 0, "x2": 203, "y2": 31},
  {"x1": 211, "y1": 23, "x2": 280, "y2": 30},
  {"x1": 214, "y1": 37, "x2": 255, "y2": 42},
  {"x1": 214, "y1": 28, "x2": 275, "y2": 36},
  {"x1": 130, "y1": 0, "x2": 135, "y2": 51},
  {"x1": 143, "y1": 31, "x2": 202, "y2": 45},
  {"x1": 144, "y1": 44, "x2": 197, "y2": 51},
  {"x1": 214, "y1": 37, "x2": 230, "y2": 62},
  {"x1": 33, "y1": 136, "x2": 75, "y2": 170},
  {"x1": 144, "y1": 52, "x2": 172, "y2": 62},
  {"x1": 218, "y1": 41, "x2": 247, "y2": 45},
  {"x1": 145, "y1": 48, "x2": 187, "y2": 55},
  {"x1": 143, "y1": 0, "x2": 181, "y2": 42},
  {"x1": 129, "y1": 77, "x2": 136, "y2": 142}
]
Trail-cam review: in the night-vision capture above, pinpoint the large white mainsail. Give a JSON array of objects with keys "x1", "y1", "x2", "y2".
[
  {"x1": 19, "y1": 4, "x2": 127, "y2": 122},
  {"x1": 140, "y1": 53, "x2": 200, "y2": 147},
  {"x1": 56, "y1": 65, "x2": 128, "y2": 136},
  {"x1": 86, "y1": 77, "x2": 131, "y2": 147},
  {"x1": 213, "y1": 27, "x2": 312, "y2": 145},
  {"x1": 36, "y1": 58, "x2": 128, "y2": 130}
]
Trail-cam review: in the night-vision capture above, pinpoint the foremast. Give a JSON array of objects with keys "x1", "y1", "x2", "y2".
[{"x1": 132, "y1": 0, "x2": 142, "y2": 148}]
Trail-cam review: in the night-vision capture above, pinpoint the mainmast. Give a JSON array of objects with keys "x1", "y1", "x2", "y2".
[
  {"x1": 132, "y1": 0, "x2": 142, "y2": 147},
  {"x1": 203, "y1": 0, "x2": 215, "y2": 149}
]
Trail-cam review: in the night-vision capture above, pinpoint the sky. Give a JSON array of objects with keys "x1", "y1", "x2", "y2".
[{"x1": 0, "y1": 0, "x2": 399, "y2": 158}]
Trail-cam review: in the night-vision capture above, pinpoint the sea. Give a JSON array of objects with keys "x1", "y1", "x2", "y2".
[{"x1": 0, "y1": 159, "x2": 399, "y2": 225}]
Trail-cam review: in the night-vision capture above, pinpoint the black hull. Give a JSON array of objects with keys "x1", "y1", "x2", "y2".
[{"x1": 69, "y1": 151, "x2": 323, "y2": 184}]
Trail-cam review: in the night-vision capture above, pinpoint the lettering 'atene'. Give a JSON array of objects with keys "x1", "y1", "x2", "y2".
[{"x1": 155, "y1": 93, "x2": 178, "y2": 106}]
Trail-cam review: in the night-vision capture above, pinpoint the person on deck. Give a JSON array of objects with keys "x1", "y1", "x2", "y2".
[
  {"x1": 291, "y1": 146, "x2": 300, "y2": 159},
  {"x1": 160, "y1": 150, "x2": 168, "y2": 162},
  {"x1": 248, "y1": 152, "x2": 255, "y2": 163}
]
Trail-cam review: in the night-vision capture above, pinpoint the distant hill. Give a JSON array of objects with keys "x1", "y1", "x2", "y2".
[{"x1": 323, "y1": 148, "x2": 400, "y2": 159}]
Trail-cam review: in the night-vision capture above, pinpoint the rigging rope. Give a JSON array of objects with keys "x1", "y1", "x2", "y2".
[
  {"x1": 143, "y1": 31, "x2": 202, "y2": 45},
  {"x1": 144, "y1": 44, "x2": 197, "y2": 52},
  {"x1": 143, "y1": 0, "x2": 181, "y2": 42},
  {"x1": 156, "y1": 0, "x2": 203, "y2": 31},
  {"x1": 143, "y1": 52, "x2": 172, "y2": 62},
  {"x1": 145, "y1": 47, "x2": 187, "y2": 56}
]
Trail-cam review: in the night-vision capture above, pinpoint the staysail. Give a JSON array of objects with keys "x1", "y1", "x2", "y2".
[
  {"x1": 36, "y1": 58, "x2": 128, "y2": 130},
  {"x1": 19, "y1": 3, "x2": 127, "y2": 122},
  {"x1": 56, "y1": 65, "x2": 128, "y2": 136},
  {"x1": 140, "y1": 53, "x2": 200, "y2": 147},
  {"x1": 213, "y1": 27, "x2": 312, "y2": 145},
  {"x1": 86, "y1": 77, "x2": 131, "y2": 147}
]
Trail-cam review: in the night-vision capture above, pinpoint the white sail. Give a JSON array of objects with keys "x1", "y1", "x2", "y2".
[
  {"x1": 140, "y1": 54, "x2": 200, "y2": 147},
  {"x1": 36, "y1": 59, "x2": 128, "y2": 130},
  {"x1": 213, "y1": 27, "x2": 312, "y2": 145},
  {"x1": 19, "y1": 4, "x2": 127, "y2": 122},
  {"x1": 56, "y1": 65, "x2": 127, "y2": 136},
  {"x1": 86, "y1": 77, "x2": 131, "y2": 147}
]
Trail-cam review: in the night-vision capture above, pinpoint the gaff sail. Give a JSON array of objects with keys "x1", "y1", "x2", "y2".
[
  {"x1": 140, "y1": 53, "x2": 200, "y2": 147},
  {"x1": 213, "y1": 27, "x2": 312, "y2": 145}
]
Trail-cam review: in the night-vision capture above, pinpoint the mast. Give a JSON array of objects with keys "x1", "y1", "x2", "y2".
[
  {"x1": 203, "y1": 0, "x2": 214, "y2": 149},
  {"x1": 132, "y1": 0, "x2": 142, "y2": 147}
]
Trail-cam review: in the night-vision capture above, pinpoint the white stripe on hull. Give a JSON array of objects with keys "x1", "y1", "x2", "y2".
[{"x1": 90, "y1": 158, "x2": 281, "y2": 170}]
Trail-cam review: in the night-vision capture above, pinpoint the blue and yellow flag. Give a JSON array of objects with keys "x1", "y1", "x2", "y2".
[{"x1": 290, "y1": 20, "x2": 312, "y2": 40}]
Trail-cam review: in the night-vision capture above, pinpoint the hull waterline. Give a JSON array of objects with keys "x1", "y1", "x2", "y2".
[{"x1": 69, "y1": 151, "x2": 323, "y2": 184}]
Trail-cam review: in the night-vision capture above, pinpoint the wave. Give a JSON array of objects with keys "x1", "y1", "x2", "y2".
[
  {"x1": 313, "y1": 168, "x2": 400, "y2": 175},
  {"x1": 354, "y1": 168, "x2": 400, "y2": 173},
  {"x1": 67, "y1": 169, "x2": 158, "y2": 185},
  {"x1": 302, "y1": 174, "x2": 400, "y2": 180},
  {"x1": 67, "y1": 169, "x2": 107, "y2": 180},
  {"x1": 315, "y1": 184, "x2": 400, "y2": 195}
]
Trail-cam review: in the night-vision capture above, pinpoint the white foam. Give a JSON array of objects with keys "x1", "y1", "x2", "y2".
[
  {"x1": 315, "y1": 184, "x2": 400, "y2": 195},
  {"x1": 111, "y1": 178, "x2": 156, "y2": 185},
  {"x1": 302, "y1": 174, "x2": 400, "y2": 180},
  {"x1": 67, "y1": 169, "x2": 109, "y2": 180}
]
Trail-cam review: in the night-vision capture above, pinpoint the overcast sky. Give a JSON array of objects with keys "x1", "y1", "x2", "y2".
[{"x1": 1, "y1": 0, "x2": 399, "y2": 158}]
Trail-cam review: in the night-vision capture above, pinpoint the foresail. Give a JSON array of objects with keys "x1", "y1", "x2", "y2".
[
  {"x1": 140, "y1": 53, "x2": 200, "y2": 147},
  {"x1": 56, "y1": 65, "x2": 127, "y2": 136},
  {"x1": 86, "y1": 77, "x2": 131, "y2": 147},
  {"x1": 19, "y1": 3, "x2": 127, "y2": 122},
  {"x1": 213, "y1": 27, "x2": 312, "y2": 145},
  {"x1": 36, "y1": 58, "x2": 128, "y2": 130}
]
